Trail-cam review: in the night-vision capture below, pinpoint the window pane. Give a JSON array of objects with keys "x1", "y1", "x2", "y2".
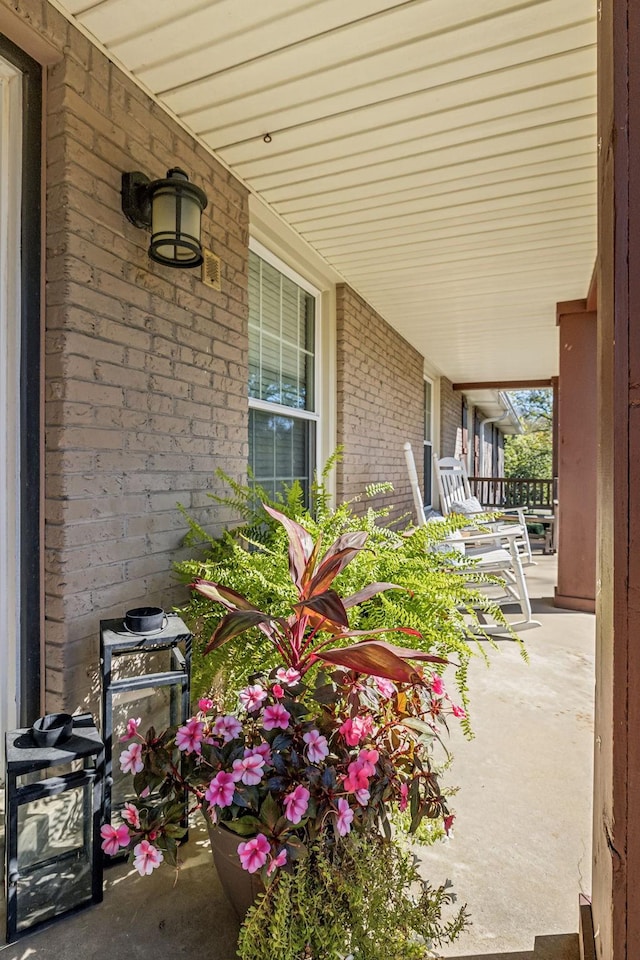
[
  {"x1": 249, "y1": 409, "x2": 314, "y2": 506},
  {"x1": 281, "y1": 342, "x2": 301, "y2": 409},
  {"x1": 281, "y1": 276, "x2": 299, "y2": 344},
  {"x1": 260, "y1": 261, "x2": 281, "y2": 336},
  {"x1": 248, "y1": 251, "x2": 316, "y2": 413},
  {"x1": 248, "y1": 252, "x2": 261, "y2": 327},
  {"x1": 424, "y1": 381, "x2": 432, "y2": 442},
  {"x1": 303, "y1": 294, "x2": 315, "y2": 352},
  {"x1": 261, "y1": 333, "x2": 280, "y2": 404},
  {"x1": 301, "y1": 351, "x2": 314, "y2": 411},
  {"x1": 248, "y1": 334, "x2": 260, "y2": 400}
]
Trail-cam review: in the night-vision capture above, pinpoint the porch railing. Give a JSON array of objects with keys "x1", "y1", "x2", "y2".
[{"x1": 469, "y1": 476, "x2": 557, "y2": 511}]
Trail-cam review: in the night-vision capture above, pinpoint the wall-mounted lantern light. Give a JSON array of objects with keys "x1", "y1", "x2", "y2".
[{"x1": 121, "y1": 167, "x2": 208, "y2": 269}]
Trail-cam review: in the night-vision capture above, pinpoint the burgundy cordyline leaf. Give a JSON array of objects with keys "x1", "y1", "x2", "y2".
[
  {"x1": 317, "y1": 531, "x2": 368, "y2": 570},
  {"x1": 300, "y1": 536, "x2": 323, "y2": 591},
  {"x1": 292, "y1": 589, "x2": 349, "y2": 629},
  {"x1": 365, "y1": 639, "x2": 448, "y2": 665},
  {"x1": 204, "y1": 609, "x2": 275, "y2": 655},
  {"x1": 304, "y1": 546, "x2": 366, "y2": 599},
  {"x1": 342, "y1": 582, "x2": 403, "y2": 609},
  {"x1": 263, "y1": 504, "x2": 314, "y2": 590},
  {"x1": 316, "y1": 642, "x2": 425, "y2": 684},
  {"x1": 329, "y1": 626, "x2": 424, "y2": 641},
  {"x1": 191, "y1": 579, "x2": 258, "y2": 612}
]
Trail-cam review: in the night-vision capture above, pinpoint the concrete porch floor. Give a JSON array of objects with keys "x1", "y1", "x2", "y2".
[{"x1": 0, "y1": 556, "x2": 594, "y2": 960}]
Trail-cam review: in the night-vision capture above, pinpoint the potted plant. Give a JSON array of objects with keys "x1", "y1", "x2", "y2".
[{"x1": 104, "y1": 505, "x2": 469, "y2": 959}]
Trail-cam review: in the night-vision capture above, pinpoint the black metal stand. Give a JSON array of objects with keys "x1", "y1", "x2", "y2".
[
  {"x1": 99, "y1": 612, "x2": 192, "y2": 861},
  {"x1": 4, "y1": 714, "x2": 104, "y2": 943}
]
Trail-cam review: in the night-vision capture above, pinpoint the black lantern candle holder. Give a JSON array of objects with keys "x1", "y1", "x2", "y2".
[
  {"x1": 100, "y1": 611, "x2": 192, "y2": 856},
  {"x1": 4, "y1": 713, "x2": 104, "y2": 942}
]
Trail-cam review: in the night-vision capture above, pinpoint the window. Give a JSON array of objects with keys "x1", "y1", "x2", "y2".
[
  {"x1": 423, "y1": 379, "x2": 433, "y2": 508},
  {"x1": 248, "y1": 247, "x2": 318, "y2": 503}
]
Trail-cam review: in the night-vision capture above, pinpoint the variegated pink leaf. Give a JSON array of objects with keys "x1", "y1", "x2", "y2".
[
  {"x1": 204, "y1": 610, "x2": 276, "y2": 655},
  {"x1": 315, "y1": 641, "x2": 425, "y2": 684},
  {"x1": 263, "y1": 504, "x2": 314, "y2": 590},
  {"x1": 342, "y1": 582, "x2": 403, "y2": 609},
  {"x1": 292, "y1": 589, "x2": 349, "y2": 629},
  {"x1": 191, "y1": 579, "x2": 258, "y2": 612}
]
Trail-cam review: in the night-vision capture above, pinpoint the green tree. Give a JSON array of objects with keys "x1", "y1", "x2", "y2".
[{"x1": 504, "y1": 389, "x2": 553, "y2": 479}]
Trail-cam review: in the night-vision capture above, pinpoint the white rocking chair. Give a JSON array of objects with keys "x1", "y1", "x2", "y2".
[
  {"x1": 403, "y1": 442, "x2": 540, "y2": 634},
  {"x1": 433, "y1": 455, "x2": 534, "y2": 566}
]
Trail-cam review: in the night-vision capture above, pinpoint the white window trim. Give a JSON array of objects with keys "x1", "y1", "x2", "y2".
[
  {"x1": 0, "y1": 55, "x2": 22, "y2": 759},
  {"x1": 248, "y1": 238, "x2": 322, "y2": 491},
  {"x1": 249, "y1": 198, "x2": 338, "y2": 501},
  {"x1": 249, "y1": 397, "x2": 320, "y2": 422}
]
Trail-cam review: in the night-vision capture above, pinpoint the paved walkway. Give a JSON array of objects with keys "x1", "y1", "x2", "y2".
[
  {"x1": 426, "y1": 555, "x2": 594, "y2": 959},
  {"x1": 0, "y1": 558, "x2": 594, "y2": 960}
]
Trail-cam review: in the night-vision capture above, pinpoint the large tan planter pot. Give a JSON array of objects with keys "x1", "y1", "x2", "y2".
[{"x1": 206, "y1": 820, "x2": 264, "y2": 919}]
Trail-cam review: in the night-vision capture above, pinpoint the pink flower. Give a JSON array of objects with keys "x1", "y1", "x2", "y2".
[
  {"x1": 267, "y1": 848, "x2": 288, "y2": 876},
  {"x1": 355, "y1": 788, "x2": 370, "y2": 806},
  {"x1": 198, "y1": 697, "x2": 214, "y2": 712},
  {"x1": 303, "y1": 729, "x2": 329, "y2": 764},
  {"x1": 275, "y1": 667, "x2": 301, "y2": 685},
  {"x1": 343, "y1": 763, "x2": 370, "y2": 794},
  {"x1": 205, "y1": 771, "x2": 236, "y2": 807},
  {"x1": 232, "y1": 754, "x2": 265, "y2": 786},
  {"x1": 335, "y1": 798, "x2": 354, "y2": 836},
  {"x1": 262, "y1": 704, "x2": 291, "y2": 731},
  {"x1": 176, "y1": 718, "x2": 205, "y2": 754},
  {"x1": 357, "y1": 749, "x2": 379, "y2": 776},
  {"x1": 238, "y1": 684, "x2": 267, "y2": 712},
  {"x1": 451, "y1": 704, "x2": 466, "y2": 718},
  {"x1": 119, "y1": 717, "x2": 142, "y2": 742},
  {"x1": 133, "y1": 839, "x2": 164, "y2": 876},
  {"x1": 248, "y1": 741, "x2": 272, "y2": 764},
  {"x1": 283, "y1": 785, "x2": 310, "y2": 824},
  {"x1": 399, "y1": 782, "x2": 409, "y2": 813},
  {"x1": 212, "y1": 715, "x2": 243, "y2": 742},
  {"x1": 100, "y1": 823, "x2": 130, "y2": 856},
  {"x1": 339, "y1": 715, "x2": 373, "y2": 746},
  {"x1": 343, "y1": 750, "x2": 378, "y2": 794},
  {"x1": 271, "y1": 684, "x2": 285, "y2": 699},
  {"x1": 431, "y1": 674, "x2": 445, "y2": 697},
  {"x1": 120, "y1": 742, "x2": 144, "y2": 775},
  {"x1": 238, "y1": 834, "x2": 270, "y2": 874},
  {"x1": 121, "y1": 802, "x2": 141, "y2": 829},
  {"x1": 374, "y1": 677, "x2": 396, "y2": 699}
]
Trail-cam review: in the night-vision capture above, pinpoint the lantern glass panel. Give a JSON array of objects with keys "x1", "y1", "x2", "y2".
[
  {"x1": 178, "y1": 194, "x2": 201, "y2": 244},
  {"x1": 151, "y1": 190, "x2": 177, "y2": 240},
  {"x1": 16, "y1": 756, "x2": 86, "y2": 787},
  {"x1": 15, "y1": 784, "x2": 95, "y2": 933},
  {"x1": 110, "y1": 681, "x2": 181, "y2": 813}
]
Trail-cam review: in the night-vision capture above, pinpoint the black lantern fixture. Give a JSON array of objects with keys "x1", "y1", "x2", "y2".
[
  {"x1": 121, "y1": 167, "x2": 208, "y2": 268},
  {"x1": 4, "y1": 714, "x2": 104, "y2": 942},
  {"x1": 100, "y1": 610, "x2": 192, "y2": 857}
]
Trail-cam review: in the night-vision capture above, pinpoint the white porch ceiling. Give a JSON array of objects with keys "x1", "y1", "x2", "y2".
[{"x1": 57, "y1": 0, "x2": 597, "y2": 383}]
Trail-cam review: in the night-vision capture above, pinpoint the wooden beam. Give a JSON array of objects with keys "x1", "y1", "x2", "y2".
[
  {"x1": 556, "y1": 298, "x2": 589, "y2": 325},
  {"x1": 452, "y1": 379, "x2": 552, "y2": 391}
]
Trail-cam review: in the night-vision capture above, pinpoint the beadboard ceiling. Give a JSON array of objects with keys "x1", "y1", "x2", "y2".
[{"x1": 54, "y1": 0, "x2": 597, "y2": 383}]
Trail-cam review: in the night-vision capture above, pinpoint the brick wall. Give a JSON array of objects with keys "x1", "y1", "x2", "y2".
[
  {"x1": 4, "y1": 0, "x2": 250, "y2": 714},
  {"x1": 335, "y1": 285, "x2": 424, "y2": 523},
  {"x1": 439, "y1": 377, "x2": 462, "y2": 459}
]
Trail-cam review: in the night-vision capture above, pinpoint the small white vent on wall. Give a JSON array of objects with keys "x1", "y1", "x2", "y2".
[{"x1": 202, "y1": 249, "x2": 222, "y2": 290}]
